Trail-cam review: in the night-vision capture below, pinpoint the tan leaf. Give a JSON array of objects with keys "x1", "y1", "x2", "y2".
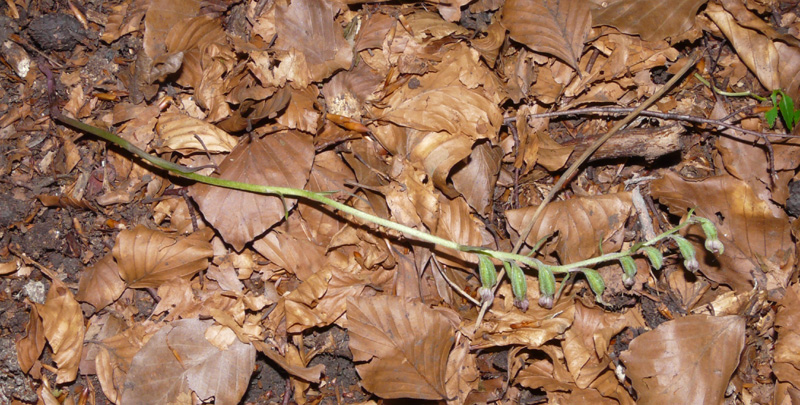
[
  {"x1": 379, "y1": 85, "x2": 501, "y2": 140},
  {"x1": 252, "y1": 223, "x2": 327, "y2": 282},
  {"x1": 650, "y1": 172, "x2": 794, "y2": 291},
  {"x1": 253, "y1": 341, "x2": 324, "y2": 383},
  {"x1": 274, "y1": 0, "x2": 353, "y2": 82},
  {"x1": 434, "y1": 196, "x2": 493, "y2": 265},
  {"x1": 472, "y1": 294, "x2": 575, "y2": 349},
  {"x1": 347, "y1": 295, "x2": 454, "y2": 400},
  {"x1": 451, "y1": 141, "x2": 503, "y2": 215},
  {"x1": 502, "y1": 0, "x2": 592, "y2": 72},
  {"x1": 592, "y1": 0, "x2": 708, "y2": 42},
  {"x1": 705, "y1": 3, "x2": 780, "y2": 93},
  {"x1": 155, "y1": 113, "x2": 237, "y2": 154},
  {"x1": 120, "y1": 318, "x2": 255, "y2": 405},
  {"x1": 619, "y1": 315, "x2": 745, "y2": 404},
  {"x1": 506, "y1": 193, "x2": 632, "y2": 264},
  {"x1": 563, "y1": 302, "x2": 628, "y2": 388},
  {"x1": 284, "y1": 267, "x2": 333, "y2": 333},
  {"x1": 17, "y1": 303, "x2": 46, "y2": 374},
  {"x1": 276, "y1": 85, "x2": 320, "y2": 133},
  {"x1": 190, "y1": 131, "x2": 314, "y2": 251},
  {"x1": 36, "y1": 280, "x2": 85, "y2": 383},
  {"x1": 94, "y1": 323, "x2": 155, "y2": 403},
  {"x1": 142, "y1": 0, "x2": 203, "y2": 58},
  {"x1": 113, "y1": 225, "x2": 214, "y2": 288},
  {"x1": 774, "y1": 283, "x2": 800, "y2": 387},
  {"x1": 705, "y1": 3, "x2": 800, "y2": 100},
  {"x1": 76, "y1": 254, "x2": 126, "y2": 312}
]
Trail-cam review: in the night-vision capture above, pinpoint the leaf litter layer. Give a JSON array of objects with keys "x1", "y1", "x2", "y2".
[{"x1": 3, "y1": 0, "x2": 800, "y2": 403}]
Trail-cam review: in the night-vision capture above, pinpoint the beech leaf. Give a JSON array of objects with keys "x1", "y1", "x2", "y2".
[
  {"x1": 113, "y1": 225, "x2": 214, "y2": 288},
  {"x1": 347, "y1": 295, "x2": 454, "y2": 400},
  {"x1": 506, "y1": 193, "x2": 632, "y2": 264},
  {"x1": 120, "y1": 318, "x2": 255, "y2": 405},
  {"x1": 592, "y1": 0, "x2": 708, "y2": 42},
  {"x1": 620, "y1": 315, "x2": 745, "y2": 404},
  {"x1": 502, "y1": 0, "x2": 592, "y2": 72},
  {"x1": 190, "y1": 131, "x2": 314, "y2": 251}
]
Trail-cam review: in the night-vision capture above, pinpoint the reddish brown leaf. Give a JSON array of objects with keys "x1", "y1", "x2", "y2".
[
  {"x1": 592, "y1": 0, "x2": 708, "y2": 42},
  {"x1": 620, "y1": 315, "x2": 745, "y2": 404},
  {"x1": 506, "y1": 193, "x2": 632, "y2": 264},
  {"x1": 120, "y1": 318, "x2": 255, "y2": 405},
  {"x1": 36, "y1": 280, "x2": 85, "y2": 383},
  {"x1": 347, "y1": 295, "x2": 454, "y2": 400},
  {"x1": 274, "y1": 0, "x2": 353, "y2": 82},
  {"x1": 502, "y1": 0, "x2": 592, "y2": 72},
  {"x1": 76, "y1": 254, "x2": 126, "y2": 312},
  {"x1": 651, "y1": 172, "x2": 794, "y2": 291},
  {"x1": 17, "y1": 303, "x2": 45, "y2": 375},
  {"x1": 113, "y1": 226, "x2": 214, "y2": 288},
  {"x1": 190, "y1": 131, "x2": 314, "y2": 251}
]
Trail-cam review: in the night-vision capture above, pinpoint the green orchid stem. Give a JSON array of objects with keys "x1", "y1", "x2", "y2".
[
  {"x1": 57, "y1": 114, "x2": 700, "y2": 277},
  {"x1": 693, "y1": 73, "x2": 768, "y2": 102}
]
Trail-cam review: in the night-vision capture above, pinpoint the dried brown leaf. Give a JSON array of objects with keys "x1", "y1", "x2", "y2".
[
  {"x1": 142, "y1": 0, "x2": 203, "y2": 58},
  {"x1": 775, "y1": 282, "x2": 800, "y2": 388},
  {"x1": 434, "y1": 196, "x2": 493, "y2": 265},
  {"x1": 76, "y1": 254, "x2": 125, "y2": 312},
  {"x1": 17, "y1": 303, "x2": 45, "y2": 374},
  {"x1": 592, "y1": 0, "x2": 708, "y2": 42},
  {"x1": 506, "y1": 193, "x2": 632, "y2": 264},
  {"x1": 155, "y1": 112, "x2": 237, "y2": 154},
  {"x1": 705, "y1": 3, "x2": 800, "y2": 100},
  {"x1": 347, "y1": 295, "x2": 454, "y2": 400},
  {"x1": 120, "y1": 318, "x2": 255, "y2": 405},
  {"x1": 190, "y1": 131, "x2": 314, "y2": 251},
  {"x1": 502, "y1": 0, "x2": 592, "y2": 72},
  {"x1": 113, "y1": 225, "x2": 214, "y2": 288},
  {"x1": 651, "y1": 172, "x2": 794, "y2": 291},
  {"x1": 563, "y1": 302, "x2": 628, "y2": 388},
  {"x1": 36, "y1": 280, "x2": 85, "y2": 383},
  {"x1": 619, "y1": 315, "x2": 744, "y2": 404},
  {"x1": 451, "y1": 141, "x2": 503, "y2": 216},
  {"x1": 274, "y1": 0, "x2": 353, "y2": 82},
  {"x1": 472, "y1": 295, "x2": 575, "y2": 349}
]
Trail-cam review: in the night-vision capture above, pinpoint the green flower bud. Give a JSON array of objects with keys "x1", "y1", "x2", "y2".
[
  {"x1": 507, "y1": 261, "x2": 529, "y2": 311},
  {"x1": 581, "y1": 268, "x2": 606, "y2": 304},
  {"x1": 619, "y1": 256, "x2": 637, "y2": 289},
  {"x1": 695, "y1": 217, "x2": 724, "y2": 254},
  {"x1": 639, "y1": 246, "x2": 663, "y2": 271},
  {"x1": 538, "y1": 266, "x2": 556, "y2": 309},
  {"x1": 478, "y1": 255, "x2": 498, "y2": 290},
  {"x1": 671, "y1": 234, "x2": 699, "y2": 273}
]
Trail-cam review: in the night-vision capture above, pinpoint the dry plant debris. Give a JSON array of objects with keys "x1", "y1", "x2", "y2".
[{"x1": 1, "y1": 0, "x2": 800, "y2": 404}]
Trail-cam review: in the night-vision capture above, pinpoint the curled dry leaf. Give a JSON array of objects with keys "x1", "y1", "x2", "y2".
[
  {"x1": 705, "y1": 2, "x2": 800, "y2": 100},
  {"x1": 651, "y1": 171, "x2": 794, "y2": 291},
  {"x1": 142, "y1": 0, "x2": 204, "y2": 58},
  {"x1": 619, "y1": 314, "x2": 745, "y2": 404},
  {"x1": 451, "y1": 141, "x2": 503, "y2": 216},
  {"x1": 36, "y1": 280, "x2": 86, "y2": 383},
  {"x1": 113, "y1": 225, "x2": 214, "y2": 288},
  {"x1": 774, "y1": 282, "x2": 800, "y2": 387},
  {"x1": 17, "y1": 303, "x2": 46, "y2": 375},
  {"x1": 121, "y1": 318, "x2": 255, "y2": 405},
  {"x1": 155, "y1": 112, "x2": 237, "y2": 154},
  {"x1": 434, "y1": 196, "x2": 493, "y2": 265},
  {"x1": 190, "y1": 131, "x2": 314, "y2": 251},
  {"x1": 502, "y1": 0, "x2": 592, "y2": 72},
  {"x1": 506, "y1": 193, "x2": 632, "y2": 264},
  {"x1": 76, "y1": 253, "x2": 125, "y2": 312},
  {"x1": 252, "y1": 341, "x2": 324, "y2": 383},
  {"x1": 347, "y1": 295, "x2": 454, "y2": 400},
  {"x1": 592, "y1": 0, "x2": 708, "y2": 42},
  {"x1": 274, "y1": 0, "x2": 353, "y2": 82},
  {"x1": 472, "y1": 293, "x2": 575, "y2": 349},
  {"x1": 563, "y1": 302, "x2": 629, "y2": 388}
]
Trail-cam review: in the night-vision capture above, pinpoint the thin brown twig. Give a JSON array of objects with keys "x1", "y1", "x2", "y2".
[{"x1": 510, "y1": 51, "x2": 703, "y2": 257}]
